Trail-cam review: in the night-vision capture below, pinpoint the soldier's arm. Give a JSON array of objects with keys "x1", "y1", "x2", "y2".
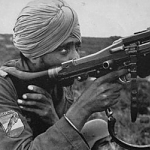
[{"x1": 0, "y1": 76, "x2": 89, "y2": 150}]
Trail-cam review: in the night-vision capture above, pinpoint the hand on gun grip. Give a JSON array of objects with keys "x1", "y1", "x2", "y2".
[{"x1": 78, "y1": 69, "x2": 127, "y2": 114}]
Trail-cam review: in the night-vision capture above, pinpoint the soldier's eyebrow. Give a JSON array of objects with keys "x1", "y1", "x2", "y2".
[
  {"x1": 57, "y1": 42, "x2": 73, "y2": 50},
  {"x1": 55, "y1": 40, "x2": 81, "y2": 52}
]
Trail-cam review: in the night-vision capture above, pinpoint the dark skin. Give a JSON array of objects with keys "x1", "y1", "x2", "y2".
[
  {"x1": 18, "y1": 85, "x2": 59, "y2": 125},
  {"x1": 17, "y1": 36, "x2": 127, "y2": 131},
  {"x1": 66, "y1": 69, "x2": 126, "y2": 131}
]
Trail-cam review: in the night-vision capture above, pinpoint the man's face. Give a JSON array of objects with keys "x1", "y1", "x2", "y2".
[{"x1": 41, "y1": 37, "x2": 81, "y2": 69}]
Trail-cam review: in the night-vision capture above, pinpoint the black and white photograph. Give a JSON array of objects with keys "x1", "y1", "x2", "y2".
[{"x1": 0, "y1": 0, "x2": 150, "y2": 149}]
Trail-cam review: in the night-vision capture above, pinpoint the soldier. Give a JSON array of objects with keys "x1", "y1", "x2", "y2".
[{"x1": 0, "y1": 0, "x2": 126, "y2": 149}]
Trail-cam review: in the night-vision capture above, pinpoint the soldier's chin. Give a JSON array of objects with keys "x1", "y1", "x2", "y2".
[{"x1": 59, "y1": 79, "x2": 75, "y2": 87}]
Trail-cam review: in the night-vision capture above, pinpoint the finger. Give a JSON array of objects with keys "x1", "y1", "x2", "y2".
[
  {"x1": 95, "y1": 69, "x2": 128, "y2": 85},
  {"x1": 19, "y1": 105, "x2": 41, "y2": 114},
  {"x1": 96, "y1": 83, "x2": 110, "y2": 93},
  {"x1": 28, "y1": 85, "x2": 49, "y2": 97},
  {"x1": 18, "y1": 99, "x2": 38, "y2": 106},
  {"x1": 22, "y1": 93, "x2": 46, "y2": 102},
  {"x1": 108, "y1": 83, "x2": 123, "y2": 92},
  {"x1": 19, "y1": 106, "x2": 50, "y2": 117},
  {"x1": 101, "y1": 91, "x2": 120, "y2": 100},
  {"x1": 100, "y1": 98, "x2": 118, "y2": 110},
  {"x1": 104, "y1": 95, "x2": 120, "y2": 107},
  {"x1": 109, "y1": 98, "x2": 119, "y2": 106},
  {"x1": 97, "y1": 83, "x2": 122, "y2": 93}
]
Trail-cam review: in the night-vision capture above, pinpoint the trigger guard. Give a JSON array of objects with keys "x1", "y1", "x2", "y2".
[{"x1": 119, "y1": 76, "x2": 131, "y2": 83}]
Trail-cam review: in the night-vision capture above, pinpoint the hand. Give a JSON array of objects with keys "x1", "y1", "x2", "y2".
[
  {"x1": 17, "y1": 85, "x2": 59, "y2": 125},
  {"x1": 66, "y1": 69, "x2": 127, "y2": 131},
  {"x1": 78, "y1": 69, "x2": 127, "y2": 114}
]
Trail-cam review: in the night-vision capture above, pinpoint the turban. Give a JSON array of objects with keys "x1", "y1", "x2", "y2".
[{"x1": 13, "y1": 0, "x2": 81, "y2": 58}]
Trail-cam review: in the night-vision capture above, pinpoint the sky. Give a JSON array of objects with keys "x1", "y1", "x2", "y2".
[{"x1": 0, "y1": 0, "x2": 150, "y2": 37}]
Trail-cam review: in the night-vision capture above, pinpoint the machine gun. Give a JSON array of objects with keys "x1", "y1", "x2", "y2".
[{"x1": 2, "y1": 28, "x2": 150, "y2": 149}]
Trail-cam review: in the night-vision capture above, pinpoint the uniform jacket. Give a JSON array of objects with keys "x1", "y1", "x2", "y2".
[{"x1": 0, "y1": 58, "x2": 89, "y2": 150}]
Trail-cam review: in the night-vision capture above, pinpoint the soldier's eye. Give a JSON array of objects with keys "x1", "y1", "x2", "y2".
[{"x1": 60, "y1": 49, "x2": 69, "y2": 55}]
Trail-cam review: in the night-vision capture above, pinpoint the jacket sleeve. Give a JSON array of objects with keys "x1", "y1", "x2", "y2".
[{"x1": 0, "y1": 76, "x2": 90, "y2": 150}]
